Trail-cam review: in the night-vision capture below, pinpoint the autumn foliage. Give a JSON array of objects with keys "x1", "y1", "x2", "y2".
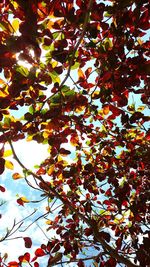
[{"x1": 0, "y1": 0, "x2": 150, "y2": 266}]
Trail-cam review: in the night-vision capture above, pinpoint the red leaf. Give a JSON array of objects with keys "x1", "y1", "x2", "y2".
[
  {"x1": 84, "y1": 228, "x2": 93, "y2": 236},
  {"x1": 0, "y1": 158, "x2": 5, "y2": 175},
  {"x1": 17, "y1": 198, "x2": 24, "y2": 206},
  {"x1": 24, "y1": 237, "x2": 32, "y2": 248},
  {"x1": 8, "y1": 262, "x2": 19, "y2": 267},
  {"x1": 0, "y1": 185, "x2": 5, "y2": 192},
  {"x1": 103, "y1": 200, "x2": 111, "y2": 206},
  {"x1": 78, "y1": 259, "x2": 85, "y2": 267},
  {"x1": 35, "y1": 248, "x2": 46, "y2": 257},
  {"x1": 24, "y1": 252, "x2": 30, "y2": 262},
  {"x1": 102, "y1": 72, "x2": 112, "y2": 82}
]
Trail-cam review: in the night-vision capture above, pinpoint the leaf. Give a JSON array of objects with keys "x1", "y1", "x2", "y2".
[
  {"x1": 59, "y1": 148, "x2": 71, "y2": 156},
  {"x1": 12, "y1": 19, "x2": 19, "y2": 32},
  {"x1": 47, "y1": 165, "x2": 55, "y2": 175},
  {"x1": 15, "y1": 65, "x2": 29, "y2": 77},
  {"x1": 70, "y1": 134, "x2": 79, "y2": 147},
  {"x1": 12, "y1": 173, "x2": 24, "y2": 180},
  {"x1": 47, "y1": 253, "x2": 62, "y2": 266},
  {"x1": 78, "y1": 68, "x2": 85, "y2": 80},
  {"x1": 35, "y1": 248, "x2": 46, "y2": 257},
  {"x1": 0, "y1": 185, "x2": 6, "y2": 192},
  {"x1": 3, "y1": 150, "x2": 12, "y2": 157},
  {"x1": 20, "y1": 196, "x2": 30, "y2": 203},
  {"x1": 0, "y1": 158, "x2": 5, "y2": 174},
  {"x1": 71, "y1": 61, "x2": 80, "y2": 70},
  {"x1": 5, "y1": 160, "x2": 14, "y2": 170},
  {"x1": 34, "y1": 263, "x2": 39, "y2": 267},
  {"x1": 49, "y1": 71, "x2": 60, "y2": 83},
  {"x1": 24, "y1": 237, "x2": 32, "y2": 248},
  {"x1": 103, "y1": 105, "x2": 110, "y2": 115},
  {"x1": 137, "y1": 106, "x2": 145, "y2": 112},
  {"x1": 19, "y1": 252, "x2": 30, "y2": 263},
  {"x1": 8, "y1": 261, "x2": 19, "y2": 267}
]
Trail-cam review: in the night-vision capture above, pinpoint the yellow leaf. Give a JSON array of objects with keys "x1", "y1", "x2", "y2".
[
  {"x1": 46, "y1": 219, "x2": 52, "y2": 225},
  {"x1": 12, "y1": 18, "x2": 20, "y2": 32},
  {"x1": 3, "y1": 150, "x2": 12, "y2": 157},
  {"x1": 47, "y1": 165, "x2": 54, "y2": 176},
  {"x1": 20, "y1": 196, "x2": 30, "y2": 203},
  {"x1": 5, "y1": 160, "x2": 14, "y2": 170},
  {"x1": 137, "y1": 106, "x2": 145, "y2": 112},
  {"x1": 12, "y1": 173, "x2": 24, "y2": 180},
  {"x1": 47, "y1": 20, "x2": 54, "y2": 30},
  {"x1": 0, "y1": 90, "x2": 8, "y2": 97},
  {"x1": 52, "y1": 61, "x2": 58, "y2": 68},
  {"x1": 137, "y1": 38, "x2": 143, "y2": 45},
  {"x1": 57, "y1": 155, "x2": 63, "y2": 162},
  {"x1": 75, "y1": 105, "x2": 85, "y2": 113}
]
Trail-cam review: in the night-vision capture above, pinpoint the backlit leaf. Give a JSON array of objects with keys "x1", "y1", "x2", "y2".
[
  {"x1": 3, "y1": 150, "x2": 12, "y2": 157},
  {"x1": 47, "y1": 164, "x2": 55, "y2": 175},
  {"x1": 20, "y1": 196, "x2": 30, "y2": 203},
  {"x1": 12, "y1": 173, "x2": 24, "y2": 180},
  {"x1": 103, "y1": 105, "x2": 110, "y2": 115},
  {"x1": 12, "y1": 19, "x2": 19, "y2": 32},
  {"x1": 78, "y1": 68, "x2": 85, "y2": 79},
  {"x1": 35, "y1": 248, "x2": 46, "y2": 257},
  {"x1": 5, "y1": 160, "x2": 14, "y2": 170}
]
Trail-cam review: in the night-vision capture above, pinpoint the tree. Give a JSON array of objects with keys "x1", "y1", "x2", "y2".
[{"x1": 0, "y1": 0, "x2": 149, "y2": 266}]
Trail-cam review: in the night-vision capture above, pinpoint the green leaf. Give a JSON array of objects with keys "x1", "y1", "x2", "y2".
[
  {"x1": 15, "y1": 66, "x2": 29, "y2": 77},
  {"x1": 50, "y1": 93, "x2": 61, "y2": 104},
  {"x1": 71, "y1": 61, "x2": 80, "y2": 70},
  {"x1": 52, "y1": 32, "x2": 60, "y2": 40},
  {"x1": 29, "y1": 106, "x2": 34, "y2": 115},
  {"x1": 49, "y1": 71, "x2": 60, "y2": 83}
]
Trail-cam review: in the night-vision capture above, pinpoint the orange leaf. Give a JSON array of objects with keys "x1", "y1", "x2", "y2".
[
  {"x1": 70, "y1": 134, "x2": 79, "y2": 146},
  {"x1": 12, "y1": 173, "x2": 23, "y2": 180},
  {"x1": 103, "y1": 105, "x2": 110, "y2": 115},
  {"x1": 78, "y1": 68, "x2": 85, "y2": 80}
]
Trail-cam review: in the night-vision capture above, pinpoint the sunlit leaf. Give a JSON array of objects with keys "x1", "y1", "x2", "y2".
[
  {"x1": 8, "y1": 261, "x2": 19, "y2": 267},
  {"x1": 35, "y1": 248, "x2": 46, "y2": 257},
  {"x1": 47, "y1": 164, "x2": 55, "y2": 175},
  {"x1": 3, "y1": 150, "x2": 12, "y2": 157},
  {"x1": 78, "y1": 68, "x2": 85, "y2": 79},
  {"x1": 103, "y1": 105, "x2": 110, "y2": 115},
  {"x1": 5, "y1": 160, "x2": 14, "y2": 170},
  {"x1": 12, "y1": 19, "x2": 19, "y2": 32},
  {"x1": 137, "y1": 106, "x2": 145, "y2": 111},
  {"x1": 20, "y1": 196, "x2": 30, "y2": 203},
  {"x1": 15, "y1": 66, "x2": 29, "y2": 77},
  {"x1": 12, "y1": 173, "x2": 24, "y2": 180}
]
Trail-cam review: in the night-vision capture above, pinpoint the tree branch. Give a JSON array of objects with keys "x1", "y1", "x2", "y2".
[{"x1": 2, "y1": 130, "x2": 140, "y2": 267}]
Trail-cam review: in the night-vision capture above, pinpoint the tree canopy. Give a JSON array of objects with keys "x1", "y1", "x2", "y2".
[{"x1": 0, "y1": 0, "x2": 150, "y2": 266}]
